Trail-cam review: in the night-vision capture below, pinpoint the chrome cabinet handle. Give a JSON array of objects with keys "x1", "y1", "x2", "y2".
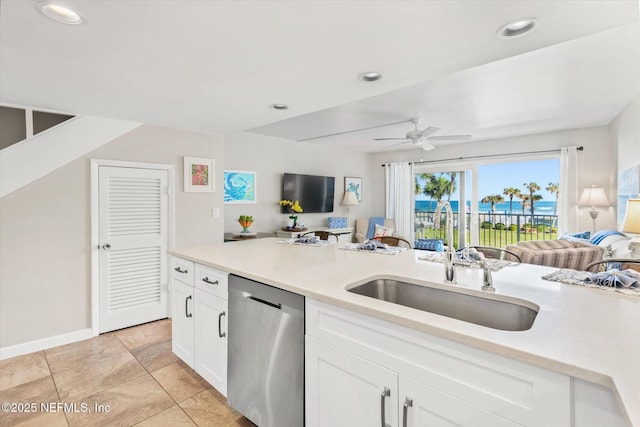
[
  {"x1": 174, "y1": 266, "x2": 188, "y2": 274},
  {"x1": 402, "y1": 397, "x2": 413, "y2": 427},
  {"x1": 218, "y1": 311, "x2": 226, "y2": 337},
  {"x1": 202, "y1": 277, "x2": 219, "y2": 285},
  {"x1": 185, "y1": 295, "x2": 193, "y2": 318},
  {"x1": 102, "y1": 243, "x2": 111, "y2": 250},
  {"x1": 380, "y1": 387, "x2": 391, "y2": 427}
]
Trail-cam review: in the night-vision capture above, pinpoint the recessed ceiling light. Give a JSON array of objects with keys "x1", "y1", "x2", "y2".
[
  {"x1": 270, "y1": 104, "x2": 288, "y2": 110},
  {"x1": 497, "y1": 18, "x2": 538, "y2": 39},
  {"x1": 37, "y1": 2, "x2": 84, "y2": 25},
  {"x1": 358, "y1": 72, "x2": 382, "y2": 82}
]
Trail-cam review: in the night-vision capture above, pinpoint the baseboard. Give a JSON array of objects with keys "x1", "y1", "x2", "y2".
[{"x1": 0, "y1": 328, "x2": 95, "y2": 360}]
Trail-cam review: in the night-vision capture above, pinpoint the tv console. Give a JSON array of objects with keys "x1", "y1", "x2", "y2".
[{"x1": 275, "y1": 227, "x2": 353, "y2": 243}]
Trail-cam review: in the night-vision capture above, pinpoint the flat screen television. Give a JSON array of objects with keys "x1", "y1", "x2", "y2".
[{"x1": 282, "y1": 173, "x2": 335, "y2": 213}]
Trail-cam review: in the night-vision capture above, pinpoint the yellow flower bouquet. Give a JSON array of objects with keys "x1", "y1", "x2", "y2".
[{"x1": 279, "y1": 199, "x2": 303, "y2": 228}]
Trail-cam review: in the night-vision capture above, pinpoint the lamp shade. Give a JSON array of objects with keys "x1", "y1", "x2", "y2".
[
  {"x1": 578, "y1": 186, "x2": 609, "y2": 206},
  {"x1": 622, "y1": 199, "x2": 640, "y2": 234},
  {"x1": 342, "y1": 191, "x2": 359, "y2": 206}
]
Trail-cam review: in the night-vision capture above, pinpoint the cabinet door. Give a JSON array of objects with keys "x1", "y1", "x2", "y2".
[
  {"x1": 306, "y1": 336, "x2": 398, "y2": 427},
  {"x1": 194, "y1": 289, "x2": 227, "y2": 396},
  {"x1": 400, "y1": 376, "x2": 518, "y2": 427},
  {"x1": 171, "y1": 280, "x2": 194, "y2": 368}
]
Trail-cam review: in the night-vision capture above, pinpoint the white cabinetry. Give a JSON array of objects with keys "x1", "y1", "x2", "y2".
[
  {"x1": 171, "y1": 256, "x2": 228, "y2": 395},
  {"x1": 306, "y1": 299, "x2": 570, "y2": 427},
  {"x1": 171, "y1": 257, "x2": 195, "y2": 366}
]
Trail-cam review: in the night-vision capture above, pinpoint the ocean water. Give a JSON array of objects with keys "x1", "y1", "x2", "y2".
[{"x1": 415, "y1": 200, "x2": 557, "y2": 216}]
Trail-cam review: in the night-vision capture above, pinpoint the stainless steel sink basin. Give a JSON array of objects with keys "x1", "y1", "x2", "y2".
[{"x1": 347, "y1": 278, "x2": 538, "y2": 331}]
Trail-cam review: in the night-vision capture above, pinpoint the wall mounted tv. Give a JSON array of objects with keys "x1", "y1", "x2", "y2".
[{"x1": 281, "y1": 173, "x2": 335, "y2": 213}]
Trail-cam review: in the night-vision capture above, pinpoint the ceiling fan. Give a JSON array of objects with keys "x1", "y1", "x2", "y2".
[{"x1": 374, "y1": 118, "x2": 471, "y2": 151}]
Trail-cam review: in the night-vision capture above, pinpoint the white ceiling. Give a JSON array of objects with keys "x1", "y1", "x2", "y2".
[{"x1": 1, "y1": 1, "x2": 639, "y2": 152}]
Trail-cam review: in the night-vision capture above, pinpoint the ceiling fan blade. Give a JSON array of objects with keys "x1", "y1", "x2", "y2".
[
  {"x1": 426, "y1": 134, "x2": 472, "y2": 142},
  {"x1": 373, "y1": 137, "x2": 405, "y2": 141},
  {"x1": 415, "y1": 126, "x2": 440, "y2": 139}
]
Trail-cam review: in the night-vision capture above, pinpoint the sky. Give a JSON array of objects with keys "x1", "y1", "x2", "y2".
[{"x1": 416, "y1": 158, "x2": 560, "y2": 202}]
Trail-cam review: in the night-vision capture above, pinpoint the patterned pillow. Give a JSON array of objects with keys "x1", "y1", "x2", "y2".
[
  {"x1": 374, "y1": 223, "x2": 394, "y2": 238},
  {"x1": 560, "y1": 231, "x2": 591, "y2": 243},
  {"x1": 414, "y1": 239, "x2": 444, "y2": 252},
  {"x1": 327, "y1": 217, "x2": 347, "y2": 229}
]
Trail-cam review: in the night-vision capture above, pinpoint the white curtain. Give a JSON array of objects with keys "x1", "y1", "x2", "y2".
[
  {"x1": 558, "y1": 146, "x2": 579, "y2": 233},
  {"x1": 385, "y1": 162, "x2": 414, "y2": 240}
]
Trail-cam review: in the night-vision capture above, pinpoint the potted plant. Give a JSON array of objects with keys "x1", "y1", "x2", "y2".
[
  {"x1": 279, "y1": 200, "x2": 303, "y2": 228},
  {"x1": 238, "y1": 215, "x2": 254, "y2": 233}
]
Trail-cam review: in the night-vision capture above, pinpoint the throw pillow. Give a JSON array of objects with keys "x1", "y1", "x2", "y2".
[
  {"x1": 560, "y1": 231, "x2": 591, "y2": 243},
  {"x1": 414, "y1": 239, "x2": 444, "y2": 252},
  {"x1": 374, "y1": 223, "x2": 394, "y2": 238}
]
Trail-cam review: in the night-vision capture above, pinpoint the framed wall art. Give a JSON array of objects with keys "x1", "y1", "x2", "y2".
[
  {"x1": 344, "y1": 176, "x2": 362, "y2": 202},
  {"x1": 224, "y1": 170, "x2": 257, "y2": 204},
  {"x1": 184, "y1": 157, "x2": 215, "y2": 192}
]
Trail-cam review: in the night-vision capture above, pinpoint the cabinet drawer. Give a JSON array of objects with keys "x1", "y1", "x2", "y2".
[
  {"x1": 171, "y1": 256, "x2": 194, "y2": 285},
  {"x1": 195, "y1": 264, "x2": 228, "y2": 299}
]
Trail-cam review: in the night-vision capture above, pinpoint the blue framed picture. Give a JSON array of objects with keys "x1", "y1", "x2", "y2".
[
  {"x1": 224, "y1": 170, "x2": 257, "y2": 204},
  {"x1": 345, "y1": 176, "x2": 362, "y2": 202}
]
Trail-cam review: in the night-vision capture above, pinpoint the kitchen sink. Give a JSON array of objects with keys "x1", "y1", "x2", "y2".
[{"x1": 347, "y1": 278, "x2": 538, "y2": 331}]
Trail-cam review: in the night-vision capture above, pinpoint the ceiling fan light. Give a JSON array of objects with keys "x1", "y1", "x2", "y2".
[
  {"x1": 497, "y1": 18, "x2": 538, "y2": 39},
  {"x1": 38, "y1": 2, "x2": 84, "y2": 24}
]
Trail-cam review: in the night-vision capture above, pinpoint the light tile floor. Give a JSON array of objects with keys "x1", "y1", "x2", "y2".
[{"x1": 0, "y1": 319, "x2": 254, "y2": 426}]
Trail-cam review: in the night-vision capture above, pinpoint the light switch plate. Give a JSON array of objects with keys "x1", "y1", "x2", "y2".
[{"x1": 211, "y1": 207, "x2": 220, "y2": 218}]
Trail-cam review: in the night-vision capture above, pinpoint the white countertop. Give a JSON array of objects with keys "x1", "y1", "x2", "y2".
[{"x1": 169, "y1": 238, "x2": 640, "y2": 425}]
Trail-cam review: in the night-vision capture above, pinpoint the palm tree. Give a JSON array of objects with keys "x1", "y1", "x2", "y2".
[
  {"x1": 546, "y1": 182, "x2": 559, "y2": 216},
  {"x1": 446, "y1": 172, "x2": 457, "y2": 202},
  {"x1": 503, "y1": 187, "x2": 520, "y2": 215},
  {"x1": 481, "y1": 194, "x2": 505, "y2": 213},
  {"x1": 523, "y1": 182, "x2": 541, "y2": 223}
]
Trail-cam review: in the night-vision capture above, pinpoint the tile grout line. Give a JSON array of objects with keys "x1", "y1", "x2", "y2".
[{"x1": 42, "y1": 349, "x2": 71, "y2": 427}]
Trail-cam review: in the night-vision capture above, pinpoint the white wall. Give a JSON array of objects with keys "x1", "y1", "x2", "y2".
[
  {"x1": 370, "y1": 126, "x2": 617, "y2": 232},
  {"x1": 223, "y1": 132, "x2": 375, "y2": 232},
  {"x1": 0, "y1": 125, "x2": 224, "y2": 349},
  {"x1": 611, "y1": 94, "x2": 640, "y2": 171}
]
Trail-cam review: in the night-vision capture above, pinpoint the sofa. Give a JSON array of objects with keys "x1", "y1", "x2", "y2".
[
  {"x1": 354, "y1": 218, "x2": 396, "y2": 243},
  {"x1": 505, "y1": 230, "x2": 631, "y2": 271}
]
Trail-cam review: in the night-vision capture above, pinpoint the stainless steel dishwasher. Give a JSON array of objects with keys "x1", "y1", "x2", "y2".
[{"x1": 227, "y1": 274, "x2": 304, "y2": 427}]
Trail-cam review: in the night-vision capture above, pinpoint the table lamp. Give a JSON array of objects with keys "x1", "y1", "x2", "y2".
[
  {"x1": 622, "y1": 199, "x2": 640, "y2": 258},
  {"x1": 342, "y1": 191, "x2": 359, "y2": 226},
  {"x1": 578, "y1": 186, "x2": 610, "y2": 234}
]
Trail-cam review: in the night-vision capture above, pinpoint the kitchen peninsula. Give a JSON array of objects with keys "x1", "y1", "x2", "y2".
[{"x1": 169, "y1": 238, "x2": 639, "y2": 427}]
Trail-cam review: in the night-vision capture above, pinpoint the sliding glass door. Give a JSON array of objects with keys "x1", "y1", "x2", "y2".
[
  {"x1": 414, "y1": 166, "x2": 477, "y2": 249},
  {"x1": 414, "y1": 156, "x2": 559, "y2": 249}
]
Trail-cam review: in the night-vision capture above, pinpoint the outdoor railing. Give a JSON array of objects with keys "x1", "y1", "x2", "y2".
[{"x1": 415, "y1": 210, "x2": 558, "y2": 249}]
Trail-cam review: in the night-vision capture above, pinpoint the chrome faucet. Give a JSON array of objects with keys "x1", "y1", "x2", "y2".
[
  {"x1": 434, "y1": 201, "x2": 456, "y2": 284},
  {"x1": 480, "y1": 260, "x2": 495, "y2": 292}
]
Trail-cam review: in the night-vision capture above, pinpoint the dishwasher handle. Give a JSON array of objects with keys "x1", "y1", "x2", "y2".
[{"x1": 246, "y1": 293, "x2": 282, "y2": 310}]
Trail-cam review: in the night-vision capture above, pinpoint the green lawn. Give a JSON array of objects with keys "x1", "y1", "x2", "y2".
[{"x1": 417, "y1": 228, "x2": 557, "y2": 249}]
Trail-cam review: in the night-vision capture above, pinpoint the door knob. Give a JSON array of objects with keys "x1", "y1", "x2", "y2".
[{"x1": 102, "y1": 243, "x2": 111, "y2": 250}]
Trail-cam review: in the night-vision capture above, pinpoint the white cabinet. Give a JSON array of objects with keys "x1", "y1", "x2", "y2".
[
  {"x1": 306, "y1": 336, "x2": 397, "y2": 427},
  {"x1": 194, "y1": 288, "x2": 227, "y2": 395},
  {"x1": 306, "y1": 299, "x2": 570, "y2": 427},
  {"x1": 172, "y1": 279, "x2": 195, "y2": 366},
  {"x1": 170, "y1": 256, "x2": 228, "y2": 396}
]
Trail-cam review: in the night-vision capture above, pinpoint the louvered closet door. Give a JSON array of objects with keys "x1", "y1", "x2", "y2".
[{"x1": 98, "y1": 166, "x2": 169, "y2": 333}]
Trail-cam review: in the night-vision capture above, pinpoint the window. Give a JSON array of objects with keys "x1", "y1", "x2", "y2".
[{"x1": 414, "y1": 157, "x2": 560, "y2": 248}]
